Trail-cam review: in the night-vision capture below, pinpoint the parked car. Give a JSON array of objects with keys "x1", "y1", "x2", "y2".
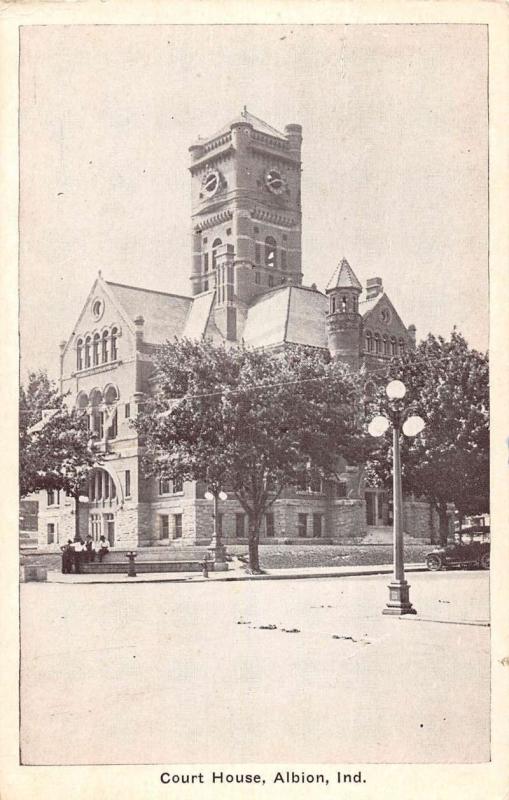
[{"x1": 425, "y1": 537, "x2": 490, "y2": 571}]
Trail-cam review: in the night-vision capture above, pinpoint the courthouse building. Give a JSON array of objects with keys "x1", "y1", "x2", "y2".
[{"x1": 37, "y1": 110, "x2": 439, "y2": 550}]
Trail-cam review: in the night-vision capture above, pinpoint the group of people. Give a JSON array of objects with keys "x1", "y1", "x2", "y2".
[{"x1": 61, "y1": 534, "x2": 110, "y2": 574}]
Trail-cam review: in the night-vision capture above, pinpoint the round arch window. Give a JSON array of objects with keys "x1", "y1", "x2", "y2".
[{"x1": 92, "y1": 298, "x2": 104, "y2": 321}]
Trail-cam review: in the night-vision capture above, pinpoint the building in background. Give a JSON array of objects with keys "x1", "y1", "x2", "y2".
[{"x1": 37, "y1": 110, "x2": 443, "y2": 550}]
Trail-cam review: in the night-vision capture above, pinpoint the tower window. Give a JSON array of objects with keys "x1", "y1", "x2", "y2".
[
  {"x1": 212, "y1": 238, "x2": 222, "y2": 269},
  {"x1": 203, "y1": 237, "x2": 208, "y2": 245},
  {"x1": 76, "y1": 339, "x2": 83, "y2": 371},
  {"x1": 331, "y1": 296, "x2": 336, "y2": 314},
  {"x1": 255, "y1": 243, "x2": 261, "y2": 264},
  {"x1": 226, "y1": 227, "x2": 232, "y2": 236},
  {"x1": 281, "y1": 250, "x2": 287, "y2": 270},
  {"x1": 341, "y1": 296, "x2": 348, "y2": 313},
  {"x1": 203, "y1": 253, "x2": 209, "y2": 273},
  {"x1": 265, "y1": 236, "x2": 277, "y2": 268}
]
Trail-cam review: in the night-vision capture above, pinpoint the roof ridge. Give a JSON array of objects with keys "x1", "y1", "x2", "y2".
[{"x1": 106, "y1": 281, "x2": 192, "y2": 302}]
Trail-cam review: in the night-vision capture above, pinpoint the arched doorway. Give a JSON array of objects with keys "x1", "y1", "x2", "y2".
[{"x1": 87, "y1": 467, "x2": 121, "y2": 546}]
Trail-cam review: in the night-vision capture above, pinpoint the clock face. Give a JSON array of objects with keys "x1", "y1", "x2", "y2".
[
  {"x1": 202, "y1": 169, "x2": 221, "y2": 197},
  {"x1": 265, "y1": 168, "x2": 287, "y2": 195}
]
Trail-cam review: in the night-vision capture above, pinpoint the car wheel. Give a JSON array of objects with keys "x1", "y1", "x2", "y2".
[
  {"x1": 480, "y1": 553, "x2": 490, "y2": 570},
  {"x1": 426, "y1": 555, "x2": 442, "y2": 571}
]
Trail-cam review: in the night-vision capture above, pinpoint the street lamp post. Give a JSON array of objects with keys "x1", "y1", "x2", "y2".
[
  {"x1": 205, "y1": 489, "x2": 228, "y2": 568},
  {"x1": 368, "y1": 379, "x2": 425, "y2": 616}
]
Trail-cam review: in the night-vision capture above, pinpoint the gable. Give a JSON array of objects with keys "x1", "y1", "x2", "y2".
[
  {"x1": 61, "y1": 276, "x2": 135, "y2": 364},
  {"x1": 360, "y1": 293, "x2": 410, "y2": 340}
]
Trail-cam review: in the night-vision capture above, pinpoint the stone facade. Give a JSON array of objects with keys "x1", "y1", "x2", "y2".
[{"x1": 35, "y1": 110, "x2": 432, "y2": 552}]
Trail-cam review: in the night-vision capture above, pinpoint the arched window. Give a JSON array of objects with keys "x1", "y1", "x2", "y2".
[
  {"x1": 365, "y1": 331, "x2": 373, "y2": 352},
  {"x1": 374, "y1": 334, "x2": 381, "y2": 354},
  {"x1": 265, "y1": 236, "x2": 277, "y2": 268},
  {"x1": 212, "y1": 238, "x2": 222, "y2": 269},
  {"x1": 391, "y1": 336, "x2": 397, "y2": 356},
  {"x1": 93, "y1": 333, "x2": 100, "y2": 366},
  {"x1": 76, "y1": 391, "x2": 89, "y2": 410},
  {"x1": 110, "y1": 327, "x2": 118, "y2": 361},
  {"x1": 102, "y1": 331, "x2": 108, "y2": 363},
  {"x1": 353, "y1": 296, "x2": 358, "y2": 313},
  {"x1": 399, "y1": 338, "x2": 405, "y2": 355},
  {"x1": 383, "y1": 336, "x2": 389, "y2": 355},
  {"x1": 341, "y1": 296, "x2": 348, "y2": 313},
  {"x1": 84, "y1": 337, "x2": 91, "y2": 368},
  {"x1": 76, "y1": 339, "x2": 83, "y2": 371}
]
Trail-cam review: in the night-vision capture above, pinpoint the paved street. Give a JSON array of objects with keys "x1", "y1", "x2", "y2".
[{"x1": 20, "y1": 571, "x2": 490, "y2": 765}]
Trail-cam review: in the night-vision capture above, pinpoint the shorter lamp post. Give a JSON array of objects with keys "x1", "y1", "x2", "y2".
[
  {"x1": 368, "y1": 379, "x2": 425, "y2": 616},
  {"x1": 126, "y1": 550, "x2": 138, "y2": 578},
  {"x1": 205, "y1": 489, "x2": 228, "y2": 566}
]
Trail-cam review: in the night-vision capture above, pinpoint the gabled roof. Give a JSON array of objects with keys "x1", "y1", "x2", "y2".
[
  {"x1": 359, "y1": 291, "x2": 410, "y2": 335},
  {"x1": 202, "y1": 108, "x2": 287, "y2": 143},
  {"x1": 106, "y1": 281, "x2": 192, "y2": 345},
  {"x1": 326, "y1": 258, "x2": 362, "y2": 292},
  {"x1": 243, "y1": 286, "x2": 327, "y2": 350}
]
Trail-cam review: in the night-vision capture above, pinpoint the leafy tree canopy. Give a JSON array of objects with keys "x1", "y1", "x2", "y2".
[
  {"x1": 366, "y1": 331, "x2": 489, "y2": 540},
  {"x1": 136, "y1": 339, "x2": 368, "y2": 571}
]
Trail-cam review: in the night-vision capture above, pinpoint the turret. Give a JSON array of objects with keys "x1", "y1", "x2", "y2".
[{"x1": 326, "y1": 258, "x2": 363, "y2": 369}]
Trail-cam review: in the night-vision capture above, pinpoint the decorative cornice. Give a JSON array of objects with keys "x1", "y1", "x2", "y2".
[
  {"x1": 250, "y1": 207, "x2": 297, "y2": 227},
  {"x1": 249, "y1": 144, "x2": 300, "y2": 167},
  {"x1": 189, "y1": 143, "x2": 234, "y2": 174},
  {"x1": 193, "y1": 209, "x2": 234, "y2": 233}
]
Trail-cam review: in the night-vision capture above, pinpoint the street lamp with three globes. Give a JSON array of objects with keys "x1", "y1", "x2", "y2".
[{"x1": 368, "y1": 379, "x2": 425, "y2": 616}]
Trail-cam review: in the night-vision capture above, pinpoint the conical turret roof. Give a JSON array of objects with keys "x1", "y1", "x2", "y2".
[{"x1": 326, "y1": 258, "x2": 362, "y2": 292}]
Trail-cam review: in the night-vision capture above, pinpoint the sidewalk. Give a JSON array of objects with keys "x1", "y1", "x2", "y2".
[{"x1": 46, "y1": 561, "x2": 427, "y2": 584}]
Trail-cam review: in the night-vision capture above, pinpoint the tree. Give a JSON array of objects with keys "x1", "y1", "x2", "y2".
[
  {"x1": 135, "y1": 339, "x2": 367, "y2": 572},
  {"x1": 20, "y1": 372, "x2": 100, "y2": 538},
  {"x1": 366, "y1": 331, "x2": 489, "y2": 544}
]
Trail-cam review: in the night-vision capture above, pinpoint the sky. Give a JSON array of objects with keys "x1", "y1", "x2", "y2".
[{"x1": 19, "y1": 24, "x2": 488, "y2": 380}]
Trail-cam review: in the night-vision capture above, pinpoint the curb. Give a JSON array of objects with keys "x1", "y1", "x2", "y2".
[{"x1": 43, "y1": 564, "x2": 428, "y2": 586}]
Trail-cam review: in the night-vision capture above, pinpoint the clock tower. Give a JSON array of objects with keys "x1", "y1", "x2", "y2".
[{"x1": 189, "y1": 109, "x2": 303, "y2": 339}]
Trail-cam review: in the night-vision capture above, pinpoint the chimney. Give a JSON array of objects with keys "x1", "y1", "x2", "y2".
[
  {"x1": 134, "y1": 315, "x2": 145, "y2": 347},
  {"x1": 366, "y1": 277, "x2": 383, "y2": 300}
]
